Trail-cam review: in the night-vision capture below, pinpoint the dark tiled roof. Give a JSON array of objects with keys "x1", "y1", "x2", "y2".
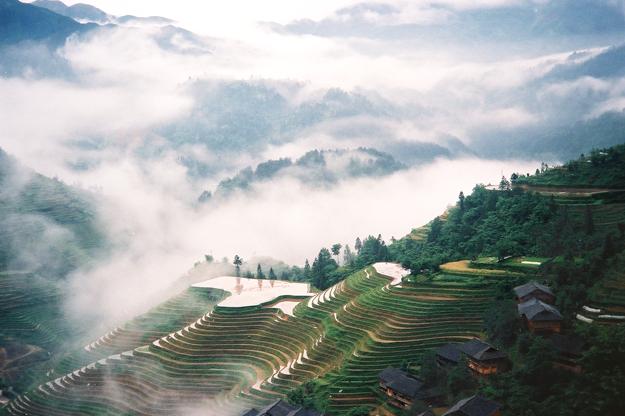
[
  {"x1": 437, "y1": 340, "x2": 506, "y2": 363},
  {"x1": 513, "y1": 281, "x2": 554, "y2": 298},
  {"x1": 436, "y1": 343, "x2": 463, "y2": 363},
  {"x1": 415, "y1": 386, "x2": 444, "y2": 400},
  {"x1": 379, "y1": 368, "x2": 424, "y2": 398},
  {"x1": 458, "y1": 339, "x2": 507, "y2": 361},
  {"x1": 518, "y1": 298, "x2": 563, "y2": 321},
  {"x1": 550, "y1": 334, "x2": 584, "y2": 355},
  {"x1": 442, "y1": 395, "x2": 501, "y2": 416},
  {"x1": 289, "y1": 409, "x2": 323, "y2": 416},
  {"x1": 244, "y1": 400, "x2": 323, "y2": 416}
]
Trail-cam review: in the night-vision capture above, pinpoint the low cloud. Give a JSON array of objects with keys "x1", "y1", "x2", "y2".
[
  {"x1": 3, "y1": 1, "x2": 624, "y2": 338},
  {"x1": 60, "y1": 152, "x2": 539, "y2": 329}
]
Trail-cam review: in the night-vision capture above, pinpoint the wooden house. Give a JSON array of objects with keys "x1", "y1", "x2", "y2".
[
  {"x1": 550, "y1": 334, "x2": 585, "y2": 373},
  {"x1": 513, "y1": 281, "x2": 555, "y2": 304},
  {"x1": 518, "y1": 298, "x2": 563, "y2": 334},
  {"x1": 436, "y1": 339, "x2": 508, "y2": 376},
  {"x1": 378, "y1": 368, "x2": 426, "y2": 409},
  {"x1": 242, "y1": 400, "x2": 323, "y2": 416},
  {"x1": 442, "y1": 395, "x2": 501, "y2": 416}
]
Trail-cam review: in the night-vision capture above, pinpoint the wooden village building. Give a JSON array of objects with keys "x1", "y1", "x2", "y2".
[
  {"x1": 442, "y1": 395, "x2": 501, "y2": 416},
  {"x1": 436, "y1": 339, "x2": 508, "y2": 376},
  {"x1": 549, "y1": 334, "x2": 585, "y2": 373},
  {"x1": 378, "y1": 368, "x2": 443, "y2": 409},
  {"x1": 517, "y1": 298, "x2": 563, "y2": 334},
  {"x1": 513, "y1": 281, "x2": 555, "y2": 304},
  {"x1": 242, "y1": 400, "x2": 323, "y2": 416},
  {"x1": 378, "y1": 368, "x2": 424, "y2": 409}
]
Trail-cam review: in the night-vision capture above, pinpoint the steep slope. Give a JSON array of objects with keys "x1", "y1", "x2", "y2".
[
  {"x1": 0, "y1": 148, "x2": 106, "y2": 394},
  {"x1": 32, "y1": 0, "x2": 110, "y2": 23},
  {"x1": 0, "y1": 148, "x2": 105, "y2": 275},
  {"x1": 0, "y1": 0, "x2": 94, "y2": 46},
  {"x1": 3, "y1": 144, "x2": 625, "y2": 415},
  {"x1": 2, "y1": 265, "x2": 501, "y2": 415}
]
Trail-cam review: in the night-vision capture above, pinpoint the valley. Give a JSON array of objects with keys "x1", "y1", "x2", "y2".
[{"x1": 2, "y1": 145, "x2": 624, "y2": 415}]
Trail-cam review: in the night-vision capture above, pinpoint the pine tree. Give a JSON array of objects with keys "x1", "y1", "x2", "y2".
[
  {"x1": 343, "y1": 244, "x2": 355, "y2": 266},
  {"x1": 256, "y1": 264, "x2": 265, "y2": 279},
  {"x1": 304, "y1": 259, "x2": 311, "y2": 281},
  {"x1": 233, "y1": 255, "x2": 243, "y2": 277},
  {"x1": 354, "y1": 237, "x2": 362, "y2": 254},
  {"x1": 331, "y1": 243, "x2": 342, "y2": 264}
]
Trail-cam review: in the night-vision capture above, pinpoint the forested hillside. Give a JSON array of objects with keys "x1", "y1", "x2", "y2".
[
  {"x1": 283, "y1": 144, "x2": 625, "y2": 415},
  {"x1": 0, "y1": 148, "x2": 106, "y2": 396},
  {"x1": 0, "y1": 148, "x2": 105, "y2": 275}
]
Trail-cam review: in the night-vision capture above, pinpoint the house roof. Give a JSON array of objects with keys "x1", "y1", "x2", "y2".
[
  {"x1": 437, "y1": 339, "x2": 506, "y2": 363},
  {"x1": 245, "y1": 400, "x2": 323, "y2": 416},
  {"x1": 442, "y1": 395, "x2": 501, "y2": 416},
  {"x1": 549, "y1": 334, "x2": 584, "y2": 355},
  {"x1": 379, "y1": 368, "x2": 424, "y2": 399},
  {"x1": 518, "y1": 298, "x2": 563, "y2": 321},
  {"x1": 436, "y1": 343, "x2": 463, "y2": 363},
  {"x1": 458, "y1": 339, "x2": 507, "y2": 361},
  {"x1": 415, "y1": 386, "x2": 444, "y2": 400},
  {"x1": 513, "y1": 281, "x2": 553, "y2": 299}
]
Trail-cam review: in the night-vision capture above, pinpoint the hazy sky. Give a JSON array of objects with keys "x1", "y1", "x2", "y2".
[
  {"x1": 36, "y1": 0, "x2": 534, "y2": 38},
  {"x1": 37, "y1": 0, "x2": 353, "y2": 36}
]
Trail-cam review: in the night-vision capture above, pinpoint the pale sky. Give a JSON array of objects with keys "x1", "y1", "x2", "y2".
[
  {"x1": 45, "y1": 0, "x2": 356, "y2": 37},
  {"x1": 31, "y1": 0, "x2": 530, "y2": 38}
]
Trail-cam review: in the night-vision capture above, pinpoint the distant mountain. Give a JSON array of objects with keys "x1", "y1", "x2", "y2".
[
  {"x1": 32, "y1": 0, "x2": 110, "y2": 23},
  {"x1": 0, "y1": 0, "x2": 94, "y2": 46},
  {"x1": 31, "y1": 0, "x2": 174, "y2": 26},
  {"x1": 198, "y1": 148, "x2": 406, "y2": 202},
  {"x1": 473, "y1": 111, "x2": 625, "y2": 162},
  {"x1": 115, "y1": 15, "x2": 173, "y2": 26},
  {"x1": 274, "y1": 0, "x2": 625, "y2": 41},
  {"x1": 162, "y1": 81, "x2": 393, "y2": 157},
  {"x1": 542, "y1": 44, "x2": 625, "y2": 82}
]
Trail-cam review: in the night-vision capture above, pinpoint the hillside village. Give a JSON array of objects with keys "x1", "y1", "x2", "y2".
[{"x1": 1, "y1": 145, "x2": 625, "y2": 416}]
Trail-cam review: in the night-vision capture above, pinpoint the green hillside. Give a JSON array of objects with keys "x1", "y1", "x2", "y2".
[
  {"x1": 0, "y1": 148, "x2": 106, "y2": 396},
  {"x1": 2, "y1": 144, "x2": 625, "y2": 416},
  {"x1": 1, "y1": 266, "x2": 502, "y2": 415}
]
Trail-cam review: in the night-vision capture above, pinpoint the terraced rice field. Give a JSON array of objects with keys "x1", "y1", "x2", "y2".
[
  {"x1": 0, "y1": 272, "x2": 69, "y2": 351},
  {"x1": 3, "y1": 265, "x2": 497, "y2": 416},
  {"x1": 440, "y1": 260, "x2": 521, "y2": 277},
  {"x1": 46, "y1": 287, "x2": 228, "y2": 384},
  {"x1": 578, "y1": 271, "x2": 625, "y2": 325},
  {"x1": 0, "y1": 272, "x2": 79, "y2": 391},
  {"x1": 568, "y1": 203, "x2": 625, "y2": 234}
]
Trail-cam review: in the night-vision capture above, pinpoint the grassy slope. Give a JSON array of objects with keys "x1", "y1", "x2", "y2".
[{"x1": 0, "y1": 149, "x2": 106, "y2": 394}]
